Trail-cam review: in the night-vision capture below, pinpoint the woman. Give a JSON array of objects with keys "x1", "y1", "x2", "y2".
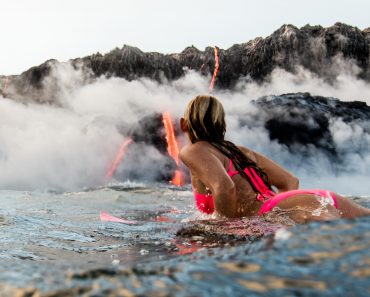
[{"x1": 179, "y1": 95, "x2": 370, "y2": 223}]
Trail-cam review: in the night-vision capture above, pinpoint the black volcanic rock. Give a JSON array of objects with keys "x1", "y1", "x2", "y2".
[
  {"x1": 83, "y1": 46, "x2": 182, "y2": 81},
  {"x1": 76, "y1": 23, "x2": 370, "y2": 85},
  {"x1": 129, "y1": 113, "x2": 169, "y2": 152},
  {"x1": 117, "y1": 113, "x2": 179, "y2": 182},
  {"x1": 3, "y1": 23, "x2": 370, "y2": 102},
  {"x1": 252, "y1": 92, "x2": 370, "y2": 156}
]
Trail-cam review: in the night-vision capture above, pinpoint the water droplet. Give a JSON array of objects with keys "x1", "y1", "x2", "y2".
[
  {"x1": 191, "y1": 236, "x2": 204, "y2": 241},
  {"x1": 140, "y1": 249, "x2": 149, "y2": 255},
  {"x1": 110, "y1": 254, "x2": 118, "y2": 260},
  {"x1": 274, "y1": 228, "x2": 292, "y2": 240}
]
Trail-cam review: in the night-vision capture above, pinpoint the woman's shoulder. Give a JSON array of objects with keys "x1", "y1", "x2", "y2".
[
  {"x1": 180, "y1": 142, "x2": 257, "y2": 163},
  {"x1": 179, "y1": 141, "x2": 210, "y2": 159},
  {"x1": 180, "y1": 141, "x2": 228, "y2": 167}
]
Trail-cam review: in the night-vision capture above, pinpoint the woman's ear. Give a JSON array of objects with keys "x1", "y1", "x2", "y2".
[{"x1": 180, "y1": 118, "x2": 188, "y2": 132}]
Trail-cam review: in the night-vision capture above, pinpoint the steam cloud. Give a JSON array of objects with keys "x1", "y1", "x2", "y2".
[{"x1": 1, "y1": 56, "x2": 370, "y2": 194}]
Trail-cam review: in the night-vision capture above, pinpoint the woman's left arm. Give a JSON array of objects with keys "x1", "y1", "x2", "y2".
[
  {"x1": 239, "y1": 147, "x2": 299, "y2": 192},
  {"x1": 253, "y1": 151, "x2": 299, "y2": 192}
]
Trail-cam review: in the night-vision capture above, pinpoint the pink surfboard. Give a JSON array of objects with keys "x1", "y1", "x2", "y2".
[{"x1": 99, "y1": 211, "x2": 137, "y2": 225}]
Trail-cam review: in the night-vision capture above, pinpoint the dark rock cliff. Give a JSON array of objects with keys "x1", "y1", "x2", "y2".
[
  {"x1": 2, "y1": 23, "x2": 370, "y2": 102},
  {"x1": 253, "y1": 92, "x2": 370, "y2": 156}
]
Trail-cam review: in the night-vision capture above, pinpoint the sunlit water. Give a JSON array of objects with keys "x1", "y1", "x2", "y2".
[
  {"x1": 0, "y1": 181, "x2": 369, "y2": 293},
  {"x1": 0, "y1": 181, "x2": 227, "y2": 268}
]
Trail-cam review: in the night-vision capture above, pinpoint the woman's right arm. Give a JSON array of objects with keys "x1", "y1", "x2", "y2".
[
  {"x1": 239, "y1": 147, "x2": 299, "y2": 192},
  {"x1": 180, "y1": 143, "x2": 238, "y2": 217}
]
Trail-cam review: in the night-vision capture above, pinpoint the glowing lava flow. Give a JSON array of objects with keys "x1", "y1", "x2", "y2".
[
  {"x1": 162, "y1": 112, "x2": 182, "y2": 186},
  {"x1": 105, "y1": 138, "x2": 133, "y2": 179},
  {"x1": 208, "y1": 47, "x2": 219, "y2": 93}
]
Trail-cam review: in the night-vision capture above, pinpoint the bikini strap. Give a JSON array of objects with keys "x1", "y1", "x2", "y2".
[
  {"x1": 227, "y1": 159, "x2": 239, "y2": 178},
  {"x1": 227, "y1": 159, "x2": 274, "y2": 201}
]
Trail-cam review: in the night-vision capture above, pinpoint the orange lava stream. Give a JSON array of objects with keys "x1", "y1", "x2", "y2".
[
  {"x1": 162, "y1": 112, "x2": 182, "y2": 186},
  {"x1": 208, "y1": 47, "x2": 219, "y2": 93},
  {"x1": 105, "y1": 138, "x2": 133, "y2": 179},
  {"x1": 171, "y1": 169, "x2": 182, "y2": 187}
]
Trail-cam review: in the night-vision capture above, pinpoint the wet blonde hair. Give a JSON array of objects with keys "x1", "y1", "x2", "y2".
[
  {"x1": 183, "y1": 95, "x2": 226, "y2": 143},
  {"x1": 184, "y1": 94, "x2": 273, "y2": 194}
]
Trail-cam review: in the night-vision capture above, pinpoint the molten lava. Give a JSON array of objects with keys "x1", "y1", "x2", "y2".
[
  {"x1": 171, "y1": 169, "x2": 182, "y2": 187},
  {"x1": 105, "y1": 138, "x2": 133, "y2": 179},
  {"x1": 208, "y1": 47, "x2": 219, "y2": 93},
  {"x1": 162, "y1": 112, "x2": 182, "y2": 186}
]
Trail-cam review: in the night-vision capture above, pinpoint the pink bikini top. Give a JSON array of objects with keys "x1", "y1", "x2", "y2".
[{"x1": 193, "y1": 159, "x2": 275, "y2": 214}]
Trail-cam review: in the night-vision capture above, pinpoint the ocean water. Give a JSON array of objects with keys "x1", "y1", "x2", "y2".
[
  {"x1": 0, "y1": 181, "x2": 370, "y2": 295},
  {"x1": 0, "y1": 182, "x2": 193, "y2": 265}
]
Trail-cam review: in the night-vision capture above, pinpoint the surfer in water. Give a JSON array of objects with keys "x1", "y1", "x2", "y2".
[{"x1": 179, "y1": 95, "x2": 370, "y2": 223}]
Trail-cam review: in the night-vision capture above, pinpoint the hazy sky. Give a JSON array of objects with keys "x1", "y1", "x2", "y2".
[{"x1": 1, "y1": 0, "x2": 370, "y2": 75}]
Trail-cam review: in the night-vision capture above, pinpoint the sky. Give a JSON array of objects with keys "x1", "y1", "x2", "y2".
[{"x1": 1, "y1": 0, "x2": 370, "y2": 75}]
